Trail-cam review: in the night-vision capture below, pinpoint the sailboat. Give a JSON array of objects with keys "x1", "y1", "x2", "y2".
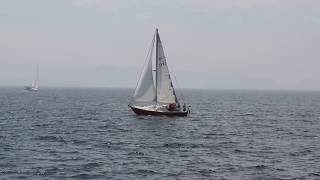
[
  {"x1": 24, "y1": 64, "x2": 39, "y2": 92},
  {"x1": 129, "y1": 29, "x2": 190, "y2": 116}
]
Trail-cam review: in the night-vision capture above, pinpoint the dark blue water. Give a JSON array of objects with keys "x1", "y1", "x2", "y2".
[{"x1": 0, "y1": 87, "x2": 320, "y2": 179}]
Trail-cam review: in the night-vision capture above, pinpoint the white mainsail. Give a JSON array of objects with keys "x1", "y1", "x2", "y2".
[
  {"x1": 155, "y1": 30, "x2": 177, "y2": 104},
  {"x1": 132, "y1": 36, "x2": 156, "y2": 102}
]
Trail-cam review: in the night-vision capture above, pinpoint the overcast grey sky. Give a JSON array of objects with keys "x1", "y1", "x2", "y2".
[{"x1": 1, "y1": 0, "x2": 319, "y2": 90}]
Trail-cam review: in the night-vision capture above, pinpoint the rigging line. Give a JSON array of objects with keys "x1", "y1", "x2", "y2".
[
  {"x1": 130, "y1": 33, "x2": 155, "y2": 104},
  {"x1": 173, "y1": 74, "x2": 186, "y2": 103},
  {"x1": 155, "y1": 29, "x2": 159, "y2": 104}
]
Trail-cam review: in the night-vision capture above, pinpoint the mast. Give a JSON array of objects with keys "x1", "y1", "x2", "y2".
[
  {"x1": 155, "y1": 28, "x2": 159, "y2": 103},
  {"x1": 35, "y1": 64, "x2": 39, "y2": 88},
  {"x1": 36, "y1": 64, "x2": 39, "y2": 85}
]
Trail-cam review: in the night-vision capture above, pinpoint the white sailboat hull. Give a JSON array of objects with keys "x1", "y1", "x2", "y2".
[{"x1": 24, "y1": 86, "x2": 38, "y2": 92}]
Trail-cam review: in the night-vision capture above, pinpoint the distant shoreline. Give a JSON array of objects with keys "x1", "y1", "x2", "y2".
[{"x1": 0, "y1": 86, "x2": 320, "y2": 93}]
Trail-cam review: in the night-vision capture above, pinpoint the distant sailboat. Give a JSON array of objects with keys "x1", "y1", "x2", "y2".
[
  {"x1": 129, "y1": 29, "x2": 190, "y2": 116},
  {"x1": 24, "y1": 64, "x2": 39, "y2": 92}
]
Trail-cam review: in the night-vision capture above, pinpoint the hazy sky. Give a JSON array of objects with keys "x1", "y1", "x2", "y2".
[{"x1": 1, "y1": 0, "x2": 320, "y2": 90}]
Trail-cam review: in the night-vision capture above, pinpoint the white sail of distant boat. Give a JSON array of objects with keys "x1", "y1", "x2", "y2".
[
  {"x1": 24, "y1": 64, "x2": 39, "y2": 92},
  {"x1": 129, "y1": 29, "x2": 190, "y2": 116}
]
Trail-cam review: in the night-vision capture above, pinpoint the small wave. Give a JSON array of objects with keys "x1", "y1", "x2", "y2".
[
  {"x1": 81, "y1": 162, "x2": 102, "y2": 170},
  {"x1": 198, "y1": 169, "x2": 215, "y2": 177},
  {"x1": 36, "y1": 167, "x2": 59, "y2": 176},
  {"x1": 254, "y1": 165, "x2": 268, "y2": 170},
  {"x1": 0, "y1": 117, "x2": 7, "y2": 121},
  {"x1": 82, "y1": 117, "x2": 99, "y2": 121},
  {"x1": 127, "y1": 151, "x2": 146, "y2": 156},
  {"x1": 289, "y1": 149, "x2": 312, "y2": 157},
  {"x1": 309, "y1": 172, "x2": 320, "y2": 177},
  {"x1": 163, "y1": 142, "x2": 183, "y2": 148},
  {"x1": 51, "y1": 156, "x2": 84, "y2": 162},
  {"x1": 162, "y1": 142, "x2": 203, "y2": 149},
  {"x1": 94, "y1": 141, "x2": 125, "y2": 150},
  {"x1": 36, "y1": 135, "x2": 66, "y2": 143},
  {"x1": 133, "y1": 169, "x2": 158, "y2": 175},
  {"x1": 203, "y1": 132, "x2": 226, "y2": 137},
  {"x1": 166, "y1": 171, "x2": 184, "y2": 177},
  {"x1": 0, "y1": 163, "x2": 17, "y2": 168},
  {"x1": 239, "y1": 164, "x2": 269, "y2": 172},
  {"x1": 72, "y1": 139, "x2": 87, "y2": 145},
  {"x1": 97, "y1": 124, "x2": 110, "y2": 129},
  {"x1": 234, "y1": 149, "x2": 246, "y2": 153},
  {"x1": 233, "y1": 113, "x2": 257, "y2": 117},
  {"x1": 68, "y1": 173, "x2": 103, "y2": 179},
  {"x1": 32, "y1": 123, "x2": 54, "y2": 127},
  {"x1": 0, "y1": 170, "x2": 16, "y2": 175}
]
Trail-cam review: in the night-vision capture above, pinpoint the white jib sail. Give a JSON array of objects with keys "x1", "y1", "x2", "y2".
[
  {"x1": 133, "y1": 37, "x2": 156, "y2": 103},
  {"x1": 156, "y1": 31, "x2": 177, "y2": 104}
]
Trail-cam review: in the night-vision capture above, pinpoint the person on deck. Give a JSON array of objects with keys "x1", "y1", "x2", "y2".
[{"x1": 168, "y1": 103, "x2": 176, "y2": 111}]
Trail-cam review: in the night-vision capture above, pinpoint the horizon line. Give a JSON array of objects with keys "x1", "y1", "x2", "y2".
[{"x1": 1, "y1": 85, "x2": 320, "y2": 92}]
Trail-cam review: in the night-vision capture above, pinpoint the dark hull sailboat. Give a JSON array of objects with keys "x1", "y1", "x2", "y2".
[
  {"x1": 129, "y1": 29, "x2": 190, "y2": 116},
  {"x1": 129, "y1": 105, "x2": 188, "y2": 117}
]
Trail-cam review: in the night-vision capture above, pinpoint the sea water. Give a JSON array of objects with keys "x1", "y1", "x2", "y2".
[{"x1": 0, "y1": 87, "x2": 319, "y2": 179}]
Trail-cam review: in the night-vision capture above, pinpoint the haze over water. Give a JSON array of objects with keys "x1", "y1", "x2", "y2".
[
  {"x1": 1, "y1": 88, "x2": 319, "y2": 179},
  {"x1": 1, "y1": 0, "x2": 320, "y2": 90}
]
